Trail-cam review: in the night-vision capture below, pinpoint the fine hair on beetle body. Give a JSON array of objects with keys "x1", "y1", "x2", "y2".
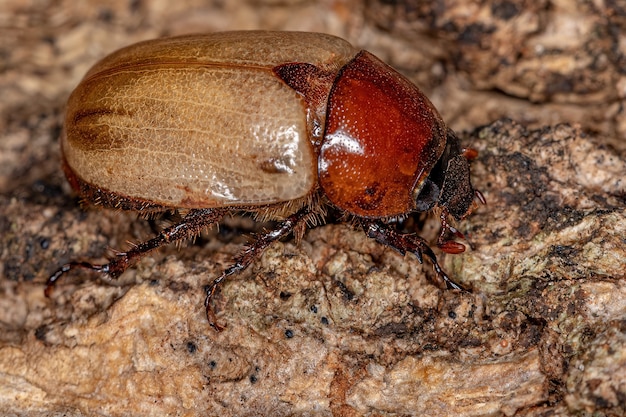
[{"x1": 46, "y1": 31, "x2": 483, "y2": 331}]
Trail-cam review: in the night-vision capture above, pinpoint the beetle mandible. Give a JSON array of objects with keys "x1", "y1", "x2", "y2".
[{"x1": 46, "y1": 31, "x2": 483, "y2": 330}]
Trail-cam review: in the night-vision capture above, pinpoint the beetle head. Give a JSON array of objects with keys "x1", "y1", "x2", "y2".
[{"x1": 414, "y1": 129, "x2": 475, "y2": 221}]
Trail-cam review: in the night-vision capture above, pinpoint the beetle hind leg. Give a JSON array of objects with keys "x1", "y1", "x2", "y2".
[
  {"x1": 363, "y1": 221, "x2": 466, "y2": 291},
  {"x1": 205, "y1": 207, "x2": 312, "y2": 331},
  {"x1": 46, "y1": 208, "x2": 228, "y2": 296},
  {"x1": 45, "y1": 261, "x2": 106, "y2": 297}
]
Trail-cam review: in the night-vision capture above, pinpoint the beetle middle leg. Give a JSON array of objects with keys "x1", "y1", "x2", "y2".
[
  {"x1": 46, "y1": 208, "x2": 228, "y2": 296},
  {"x1": 362, "y1": 221, "x2": 466, "y2": 291},
  {"x1": 205, "y1": 207, "x2": 312, "y2": 331}
]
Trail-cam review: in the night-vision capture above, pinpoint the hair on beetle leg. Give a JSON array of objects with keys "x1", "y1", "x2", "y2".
[{"x1": 46, "y1": 208, "x2": 228, "y2": 294}]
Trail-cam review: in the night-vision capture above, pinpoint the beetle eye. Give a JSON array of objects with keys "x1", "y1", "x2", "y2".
[{"x1": 414, "y1": 178, "x2": 440, "y2": 212}]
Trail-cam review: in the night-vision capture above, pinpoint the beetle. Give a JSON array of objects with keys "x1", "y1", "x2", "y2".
[{"x1": 46, "y1": 31, "x2": 483, "y2": 330}]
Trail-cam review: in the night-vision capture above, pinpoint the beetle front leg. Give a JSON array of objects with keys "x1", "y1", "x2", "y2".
[
  {"x1": 362, "y1": 221, "x2": 466, "y2": 291},
  {"x1": 436, "y1": 210, "x2": 467, "y2": 255},
  {"x1": 46, "y1": 208, "x2": 228, "y2": 296},
  {"x1": 205, "y1": 207, "x2": 311, "y2": 331}
]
